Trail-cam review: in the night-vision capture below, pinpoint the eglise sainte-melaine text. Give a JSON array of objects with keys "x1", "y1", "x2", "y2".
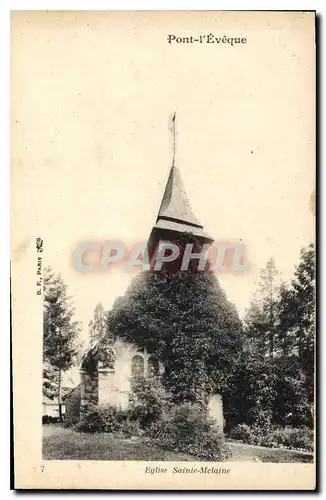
[{"x1": 145, "y1": 466, "x2": 231, "y2": 475}]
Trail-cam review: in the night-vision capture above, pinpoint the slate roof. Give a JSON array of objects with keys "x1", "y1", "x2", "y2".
[{"x1": 154, "y1": 166, "x2": 213, "y2": 242}]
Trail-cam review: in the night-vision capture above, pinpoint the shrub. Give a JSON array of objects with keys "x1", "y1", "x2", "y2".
[
  {"x1": 42, "y1": 415, "x2": 60, "y2": 424},
  {"x1": 116, "y1": 419, "x2": 144, "y2": 439},
  {"x1": 146, "y1": 402, "x2": 229, "y2": 461},
  {"x1": 272, "y1": 427, "x2": 313, "y2": 452},
  {"x1": 128, "y1": 376, "x2": 173, "y2": 428},
  {"x1": 75, "y1": 405, "x2": 128, "y2": 433},
  {"x1": 42, "y1": 415, "x2": 50, "y2": 424},
  {"x1": 229, "y1": 423, "x2": 253, "y2": 443},
  {"x1": 229, "y1": 424, "x2": 313, "y2": 452}
]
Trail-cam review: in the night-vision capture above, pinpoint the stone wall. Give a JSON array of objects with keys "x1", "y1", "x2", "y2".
[
  {"x1": 80, "y1": 370, "x2": 98, "y2": 406},
  {"x1": 64, "y1": 385, "x2": 81, "y2": 423},
  {"x1": 97, "y1": 339, "x2": 163, "y2": 409},
  {"x1": 77, "y1": 338, "x2": 224, "y2": 432},
  {"x1": 80, "y1": 339, "x2": 163, "y2": 410}
]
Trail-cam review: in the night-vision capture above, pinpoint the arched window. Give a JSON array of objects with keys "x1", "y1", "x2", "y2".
[
  {"x1": 147, "y1": 356, "x2": 159, "y2": 378},
  {"x1": 131, "y1": 355, "x2": 144, "y2": 379}
]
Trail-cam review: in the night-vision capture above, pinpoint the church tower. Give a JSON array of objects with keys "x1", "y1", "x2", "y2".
[
  {"x1": 68, "y1": 117, "x2": 224, "y2": 430},
  {"x1": 147, "y1": 117, "x2": 213, "y2": 271}
]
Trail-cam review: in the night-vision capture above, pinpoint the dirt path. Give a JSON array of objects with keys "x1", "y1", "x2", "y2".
[{"x1": 228, "y1": 441, "x2": 313, "y2": 463}]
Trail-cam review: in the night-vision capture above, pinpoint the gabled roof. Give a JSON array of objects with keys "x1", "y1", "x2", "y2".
[{"x1": 62, "y1": 384, "x2": 81, "y2": 401}]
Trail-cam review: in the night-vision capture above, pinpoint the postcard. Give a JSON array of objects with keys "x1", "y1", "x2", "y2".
[{"x1": 11, "y1": 10, "x2": 316, "y2": 490}]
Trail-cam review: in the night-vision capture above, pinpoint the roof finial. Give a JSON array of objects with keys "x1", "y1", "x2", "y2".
[{"x1": 170, "y1": 111, "x2": 176, "y2": 167}]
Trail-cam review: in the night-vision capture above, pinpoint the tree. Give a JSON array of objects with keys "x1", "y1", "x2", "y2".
[
  {"x1": 232, "y1": 259, "x2": 282, "y2": 427},
  {"x1": 233, "y1": 246, "x2": 315, "y2": 430},
  {"x1": 223, "y1": 324, "x2": 278, "y2": 430},
  {"x1": 88, "y1": 302, "x2": 106, "y2": 346},
  {"x1": 276, "y1": 244, "x2": 315, "y2": 426},
  {"x1": 234, "y1": 259, "x2": 285, "y2": 428},
  {"x1": 107, "y1": 235, "x2": 244, "y2": 405},
  {"x1": 244, "y1": 258, "x2": 281, "y2": 358},
  {"x1": 285, "y1": 244, "x2": 315, "y2": 362},
  {"x1": 43, "y1": 360, "x2": 59, "y2": 401},
  {"x1": 43, "y1": 266, "x2": 82, "y2": 421}
]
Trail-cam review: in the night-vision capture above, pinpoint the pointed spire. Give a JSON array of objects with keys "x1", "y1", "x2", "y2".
[
  {"x1": 151, "y1": 114, "x2": 213, "y2": 243},
  {"x1": 157, "y1": 166, "x2": 202, "y2": 227}
]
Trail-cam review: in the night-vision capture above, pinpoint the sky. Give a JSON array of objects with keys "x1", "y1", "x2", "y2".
[{"x1": 12, "y1": 11, "x2": 315, "y2": 348}]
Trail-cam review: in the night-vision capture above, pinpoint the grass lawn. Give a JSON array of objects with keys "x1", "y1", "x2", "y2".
[
  {"x1": 42, "y1": 425, "x2": 313, "y2": 463},
  {"x1": 42, "y1": 424, "x2": 193, "y2": 461}
]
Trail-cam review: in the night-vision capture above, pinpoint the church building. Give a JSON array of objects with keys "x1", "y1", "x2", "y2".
[{"x1": 65, "y1": 154, "x2": 224, "y2": 429}]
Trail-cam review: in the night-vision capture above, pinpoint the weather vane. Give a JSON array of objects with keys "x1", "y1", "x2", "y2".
[{"x1": 170, "y1": 111, "x2": 176, "y2": 166}]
